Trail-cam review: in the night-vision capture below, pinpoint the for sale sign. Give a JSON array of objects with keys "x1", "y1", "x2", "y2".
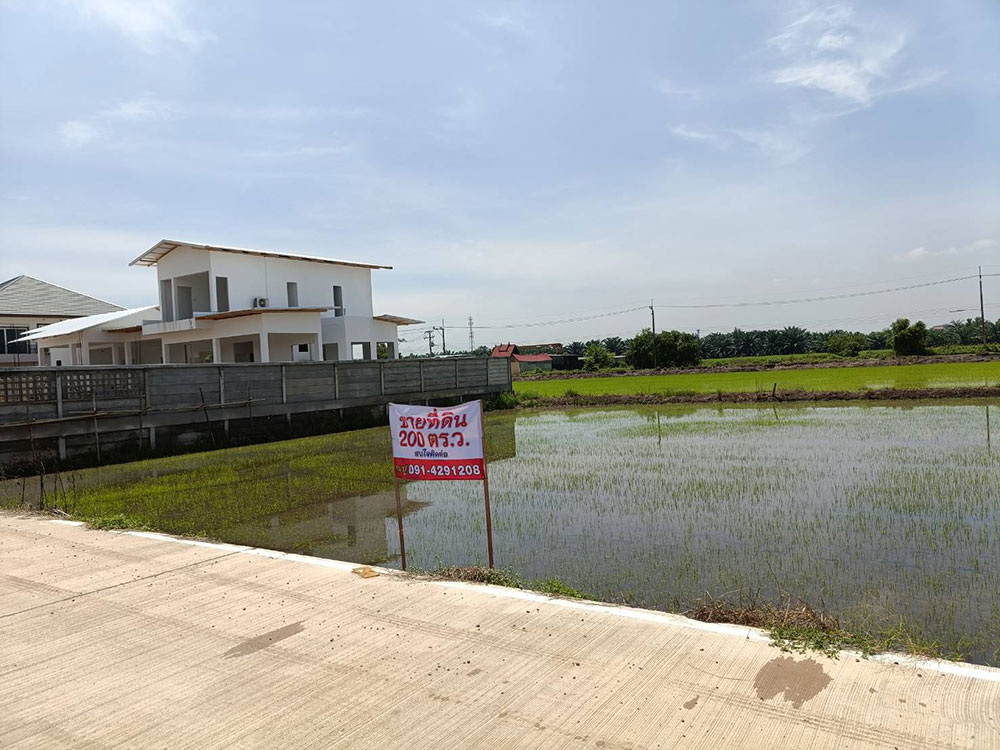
[{"x1": 389, "y1": 400, "x2": 486, "y2": 481}]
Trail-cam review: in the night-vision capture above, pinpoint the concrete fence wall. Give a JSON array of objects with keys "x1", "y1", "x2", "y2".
[{"x1": 0, "y1": 357, "x2": 512, "y2": 472}]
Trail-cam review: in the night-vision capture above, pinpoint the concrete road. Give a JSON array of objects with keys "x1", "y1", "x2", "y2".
[{"x1": 1, "y1": 513, "x2": 998, "y2": 749}]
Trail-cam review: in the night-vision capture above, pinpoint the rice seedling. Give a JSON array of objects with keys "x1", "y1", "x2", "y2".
[{"x1": 513, "y1": 361, "x2": 1000, "y2": 397}]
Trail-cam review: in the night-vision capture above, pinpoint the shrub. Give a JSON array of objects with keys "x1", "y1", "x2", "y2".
[
  {"x1": 889, "y1": 318, "x2": 928, "y2": 356},
  {"x1": 626, "y1": 328, "x2": 701, "y2": 369},
  {"x1": 826, "y1": 332, "x2": 867, "y2": 357},
  {"x1": 582, "y1": 342, "x2": 615, "y2": 371}
]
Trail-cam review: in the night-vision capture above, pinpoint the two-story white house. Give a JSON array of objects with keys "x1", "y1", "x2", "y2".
[
  {"x1": 18, "y1": 240, "x2": 420, "y2": 365},
  {"x1": 134, "y1": 240, "x2": 420, "y2": 364}
]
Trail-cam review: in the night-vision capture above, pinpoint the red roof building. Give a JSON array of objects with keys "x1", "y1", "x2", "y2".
[{"x1": 490, "y1": 343, "x2": 552, "y2": 374}]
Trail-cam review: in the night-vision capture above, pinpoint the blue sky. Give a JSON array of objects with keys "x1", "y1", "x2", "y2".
[{"x1": 1, "y1": 0, "x2": 997, "y2": 353}]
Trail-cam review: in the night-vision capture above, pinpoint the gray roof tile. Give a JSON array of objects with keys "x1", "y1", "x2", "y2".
[{"x1": 0, "y1": 275, "x2": 123, "y2": 317}]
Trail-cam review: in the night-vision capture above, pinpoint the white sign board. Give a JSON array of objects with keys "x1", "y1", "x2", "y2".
[{"x1": 389, "y1": 400, "x2": 485, "y2": 481}]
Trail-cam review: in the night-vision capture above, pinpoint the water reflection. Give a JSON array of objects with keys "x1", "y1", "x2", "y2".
[{"x1": 230, "y1": 487, "x2": 426, "y2": 566}]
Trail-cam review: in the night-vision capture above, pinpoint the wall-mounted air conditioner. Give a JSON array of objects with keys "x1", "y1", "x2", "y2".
[{"x1": 253, "y1": 297, "x2": 269, "y2": 308}]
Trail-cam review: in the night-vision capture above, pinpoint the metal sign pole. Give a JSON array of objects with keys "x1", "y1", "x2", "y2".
[
  {"x1": 479, "y1": 400, "x2": 495, "y2": 569},
  {"x1": 394, "y1": 478, "x2": 407, "y2": 570}
]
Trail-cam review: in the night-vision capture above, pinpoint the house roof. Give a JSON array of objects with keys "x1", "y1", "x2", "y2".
[
  {"x1": 16, "y1": 306, "x2": 157, "y2": 342},
  {"x1": 0, "y1": 275, "x2": 123, "y2": 318},
  {"x1": 513, "y1": 353, "x2": 552, "y2": 363},
  {"x1": 129, "y1": 239, "x2": 393, "y2": 270},
  {"x1": 373, "y1": 314, "x2": 424, "y2": 326},
  {"x1": 491, "y1": 344, "x2": 518, "y2": 358}
]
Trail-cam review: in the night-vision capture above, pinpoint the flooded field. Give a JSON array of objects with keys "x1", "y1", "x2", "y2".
[{"x1": 4, "y1": 401, "x2": 998, "y2": 664}]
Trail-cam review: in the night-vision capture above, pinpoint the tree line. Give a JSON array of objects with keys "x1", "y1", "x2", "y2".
[
  {"x1": 561, "y1": 317, "x2": 999, "y2": 370},
  {"x1": 408, "y1": 316, "x2": 998, "y2": 366}
]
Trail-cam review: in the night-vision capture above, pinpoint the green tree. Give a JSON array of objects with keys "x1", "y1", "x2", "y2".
[
  {"x1": 582, "y1": 342, "x2": 615, "y2": 371},
  {"x1": 601, "y1": 336, "x2": 626, "y2": 354},
  {"x1": 889, "y1": 318, "x2": 928, "y2": 356},
  {"x1": 825, "y1": 332, "x2": 867, "y2": 357},
  {"x1": 564, "y1": 341, "x2": 585, "y2": 355},
  {"x1": 625, "y1": 328, "x2": 701, "y2": 369}
]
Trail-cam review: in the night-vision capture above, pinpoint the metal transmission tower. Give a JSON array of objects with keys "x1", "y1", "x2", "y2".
[{"x1": 468, "y1": 315, "x2": 474, "y2": 351}]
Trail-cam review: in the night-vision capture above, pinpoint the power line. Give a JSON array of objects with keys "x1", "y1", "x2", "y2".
[
  {"x1": 398, "y1": 272, "x2": 998, "y2": 351},
  {"x1": 653, "y1": 275, "x2": 978, "y2": 309}
]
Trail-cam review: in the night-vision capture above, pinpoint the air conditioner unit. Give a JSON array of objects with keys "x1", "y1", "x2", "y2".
[{"x1": 253, "y1": 297, "x2": 269, "y2": 308}]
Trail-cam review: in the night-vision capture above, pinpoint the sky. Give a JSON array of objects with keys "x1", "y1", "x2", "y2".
[{"x1": 1, "y1": 0, "x2": 998, "y2": 354}]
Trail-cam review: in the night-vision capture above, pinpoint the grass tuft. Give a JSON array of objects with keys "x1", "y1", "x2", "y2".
[{"x1": 429, "y1": 566, "x2": 587, "y2": 599}]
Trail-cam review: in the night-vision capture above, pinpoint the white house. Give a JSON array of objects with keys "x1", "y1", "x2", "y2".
[
  {"x1": 17, "y1": 240, "x2": 420, "y2": 365},
  {"x1": 0, "y1": 275, "x2": 123, "y2": 366}
]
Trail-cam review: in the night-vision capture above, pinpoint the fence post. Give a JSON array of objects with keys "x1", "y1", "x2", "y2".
[
  {"x1": 454, "y1": 358, "x2": 459, "y2": 388},
  {"x1": 219, "y1": 365, "x2": 229, "y2": 438},
  {"x1": 379, "y1": 362, "x2": 385, "y2": 395},
  {"x1": 334, "y1": 362, "x2": 340, "y2": 400},
  {"x1": 419, "y1": 360, "x2": 425, "y2": 392},
  {"x1": 144, "y1": 368, "x2": 155, "y2": 449},
  {"x1": 55, "y1": 371, "x2": 66, "y2": 460},
  {"x1": 280, "y1": 364, "x2": 287, "y2": 403}
]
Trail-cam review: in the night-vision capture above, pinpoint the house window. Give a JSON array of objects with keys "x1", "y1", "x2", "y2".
[
  {"x1": 160, "y1": 279, "x2": 174, "y2": 321},
  {"x1": 297, "y1": 343, "x2": 309, "y2": 353},
  {"x1": 332, "y1": 285, "x2": 344, "y2": 316},
  {"x1": 216, "y1": 276, "x2": 230, "y2": 312},
  {"x1": 0, "y1": 327, "x2": 32, "y2": 354},
  {"x1": 286, "y1": 282, "x2": 299, "y2": 308}
]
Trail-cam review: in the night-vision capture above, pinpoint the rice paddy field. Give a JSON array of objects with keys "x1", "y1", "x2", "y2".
[
  {"x1": 3, "y1": 400, "x2": 998, "y2": 665},
  {"x1": 514, "y1": 360, "x2": 1000, "y2": 397}
]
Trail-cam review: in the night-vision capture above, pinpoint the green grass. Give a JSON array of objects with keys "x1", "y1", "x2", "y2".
[
  {"x1": 514, "y1": 361, "x2": 1000, "y2": 398},
  {"x1": 701, "y1": 352, "x2": 844, "y2": 367}
]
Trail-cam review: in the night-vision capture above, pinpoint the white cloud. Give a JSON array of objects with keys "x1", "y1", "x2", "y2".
[
  {"x1": 72, "y1": 0, "x2": 216, "y2": 53},
  {"x1": 894, "y1": 238, "x2": 995, "y2": 262},
  {"x1": 670, "y1": 124, "x2": 809, "y2": 164},
  {"x1": 670, "y1": 124, "x2": 729, "y2": 150},
  {"x1": 479, "y1": 8, "x2": 529, "y2": 34},
  {"x1": 58, "y1": 120, "x2": 101, "y2": 146},
  {"x1": 106, "y1": 93, "x2": 181, "y2": 122},
  {"x1": 656, "y1": 78, "x2": 699, "y2": 97},
  {"x1": 768, "y1": 3, "x2": 933, "y2": 106},
  {"x1": 730, "y1": 128, "x2": 810, "y2": 164}
]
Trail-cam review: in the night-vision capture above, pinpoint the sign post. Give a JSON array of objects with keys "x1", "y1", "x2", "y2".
[{"x1": 389, "y1": 399, "x2": 494, "y2": 569}]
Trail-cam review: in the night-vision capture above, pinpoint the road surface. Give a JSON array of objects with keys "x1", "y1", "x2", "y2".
[{"x1": 1, "y1": 513, "x2": 997, "y2": 748}]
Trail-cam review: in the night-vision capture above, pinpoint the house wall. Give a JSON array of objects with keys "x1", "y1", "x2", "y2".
[
  {"x1": 150, "y1": 245, "x2": 387, "y2": 362},
  {"x1": 203, "y1": 250, "x2": 374, "y2": 316}
]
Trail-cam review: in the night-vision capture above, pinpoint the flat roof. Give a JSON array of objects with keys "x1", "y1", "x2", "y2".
[
  {"x1": 129, "y1": 240, "x2": 392, "y2": 270},
  {"x1": 196, "y1": 307, "x2": 329, "y2": 321},
  {"x1": 373, "y1": 314, "x2": 424, "y2": 326},
  {"x1": 16, "y1": 306, "x2": 157, "y2": 342}
]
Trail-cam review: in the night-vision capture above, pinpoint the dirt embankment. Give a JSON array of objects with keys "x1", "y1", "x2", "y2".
[
  {"x1": 529, "y1": 386, "x2": 1000, "y2": 407},
  {"x1": 516, "y1": 353, "x2": 999, "y2": 382}
]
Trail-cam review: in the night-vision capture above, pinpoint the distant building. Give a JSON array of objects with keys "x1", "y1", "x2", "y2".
[
  {"x1": 0, "y1": 275, "x2": 123, "y2": 366},
  {"x1": 490, "y1": 343, "x2": 552, "y2": 375}
]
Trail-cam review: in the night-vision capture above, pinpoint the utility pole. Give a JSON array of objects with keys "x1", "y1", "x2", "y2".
[
  {"x1": 432, "y1": 323, "x2": 446, "y2": 354},
  {"x1": 423, "y1": 329, "x2": 436, "y2": 356},
  {"x1": 468, "y1": 315, "x2": 475, "y2": 351},
  {"x1": 650, "y1": 298, "x2": 657, "y2": 369},
  {"x1": 980, "y1": 265, "x2": 988, "y2": 346}
]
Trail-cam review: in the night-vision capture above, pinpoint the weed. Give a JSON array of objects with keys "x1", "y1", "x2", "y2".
[{"x1": 85, "y1": 513, "x2": 152, "y2": 531}]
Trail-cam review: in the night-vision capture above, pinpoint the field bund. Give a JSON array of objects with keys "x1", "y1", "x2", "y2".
[{"x1": 1, "y1": 513, "x2": 998, "y2": 749}]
